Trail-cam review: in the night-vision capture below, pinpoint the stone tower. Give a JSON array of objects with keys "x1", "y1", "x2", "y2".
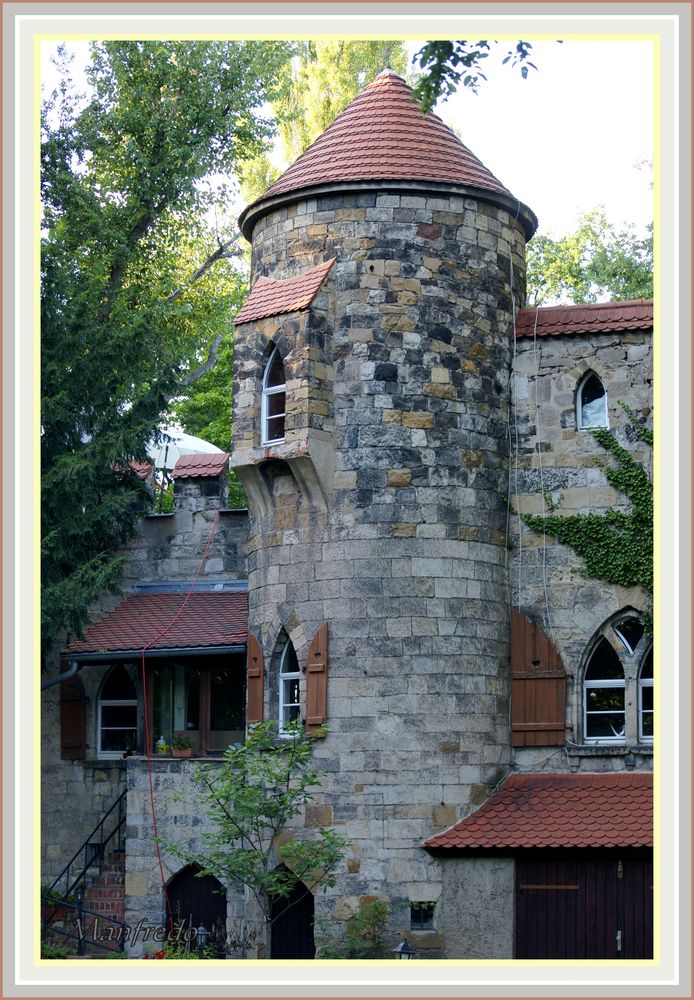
[{"x1": 231, "y1": 70, "x2": 537, "y2": 953}]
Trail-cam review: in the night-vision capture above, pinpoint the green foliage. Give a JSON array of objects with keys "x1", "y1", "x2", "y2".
[
  {"x1": 521, "y1": 413, "x2": 653, "y2": 601},
  {"x1": 315, "y1": 899, "x2": 389, "y2": 959},
  {"x1": 41, "y1": 942, "x2": 75, "y2": 959},
  {"x1": 41, "y1": 41, "x2": 289, "y2": 653},
  {"x1": 526, "y1": 209, "x2": 653, "y2": 305},
  {"x1": 412, "y1": 40, "x2": 538, "y2": 111},
  {"x1": 238, "y1": 40, "x2": 407, "y2": 203},
  {"x1": 160, "y1": 722, "x2": 350, "y2": 954}
]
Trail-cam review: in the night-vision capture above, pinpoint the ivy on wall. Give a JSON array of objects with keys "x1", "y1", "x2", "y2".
[{"x1": 521, "y1": 410, "x2": 653, "y2": 600}]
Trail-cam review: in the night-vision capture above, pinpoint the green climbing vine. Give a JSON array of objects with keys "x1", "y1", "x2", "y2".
[{"x1": 521, "y1": 408, "x2": 653, "y2": 601}]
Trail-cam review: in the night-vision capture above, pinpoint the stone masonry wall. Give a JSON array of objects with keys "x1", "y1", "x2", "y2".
[
  {"x1": 41, "y1": 499, "x2": 249, "y2": 882},
  {"x1": 510, "y1": 329, "x2": 653, "y2": 773},
  {"x1": 231, "y1": 189, "x2": 528, "y2": 957}
]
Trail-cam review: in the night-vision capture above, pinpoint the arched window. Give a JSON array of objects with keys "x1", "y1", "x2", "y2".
[
  {"x1": 98, "y1": 665, "x2": 138, "y2": 757},
  {"x1": 576, "y1": 372, "x2": 608, "y2": 430},
  {"x1": 639, "y1": 648, "x2": 653, "y2": 743},
  {"x1": 583, "y1": 638, "x2": 625, "y2": 743},
  {"x1": 279, "y1": 641, "x2": 300, "y2": 734},
  {"x1": 262, "y1": 346, "x2": 286, "y2": 445},
  {"x1": 613, "y1": 616, "x2": 645, "y2": 654}
]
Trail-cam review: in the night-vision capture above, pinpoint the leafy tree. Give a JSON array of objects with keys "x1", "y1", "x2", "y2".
[
  {"x1": 41, "y1": 41, "x2": 290, "y2": 655},
  {"x1": 238, "y1": 40, "x2": 407, "y2": 202},
  {"x1": 162, "y1": 722, "x2": 350, "y2": 958},
  {"x1": 526, "y1": 209, "x2": 653, "y2": 305},
  {"x1": 411, "y1": 40, "x2": 538, "y2": 111},
  {"x1": 521, "y1": 410, "x2": 652, "y2": 617}
]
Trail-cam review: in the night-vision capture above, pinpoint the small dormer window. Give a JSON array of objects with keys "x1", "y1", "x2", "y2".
[
  {"x1": 577, "y1": 372, "x2": 608, "y2": 430},
  {"x1": 262, "y1": 346, "x2": 286, "y2": 445}
]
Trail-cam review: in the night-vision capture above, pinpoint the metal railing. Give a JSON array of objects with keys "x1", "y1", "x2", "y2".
[
  {"x1": 46, "y1": 790, "x2": 127, "y2": 902},
  {"x1": 41, "y1": 891, "x2": 129, "y2": 955}
]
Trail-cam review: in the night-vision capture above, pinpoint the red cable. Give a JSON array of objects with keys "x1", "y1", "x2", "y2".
[{"x1": 139, "y1": 510, "x2": 221, "y2": 934}]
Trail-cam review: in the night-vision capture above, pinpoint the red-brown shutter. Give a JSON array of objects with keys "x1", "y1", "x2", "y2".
[
  {"x1": 246, "y1": 632, "x2": 265, "y2": 724},
  {"x1": 306, "y1": 623, "x2": 328, "y2": 737},
  {"x1": 511, "y1": 611, "x2": 567, "y2": 747},
  {"x1": 60, "y1": 673, "x2": 87, "y2": 760}
]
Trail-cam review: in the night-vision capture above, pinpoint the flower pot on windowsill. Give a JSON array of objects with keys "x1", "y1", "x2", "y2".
[{"x1": 172, "y1": 747, "x2": 193, "y2": 758}]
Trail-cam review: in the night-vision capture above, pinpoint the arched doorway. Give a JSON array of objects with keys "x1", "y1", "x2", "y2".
[
  {"x1": 269, "y1": 869, "x2": 315, "y2": 959},
  {"x1": 166, "y1": 864, "x2": 227, "y2": 956}
]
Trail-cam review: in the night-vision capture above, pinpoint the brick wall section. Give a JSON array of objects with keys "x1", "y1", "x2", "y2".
[
  {"x1": 231, "y1": 189, "x2": 528, "y2": 952},
  {"x1": 510, "y1": 329, "x2": 653, "y2": 772}
]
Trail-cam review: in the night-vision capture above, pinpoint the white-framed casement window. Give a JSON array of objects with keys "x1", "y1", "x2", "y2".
[
  {"x1": 638, "y1": 648, "x2": 653, "y2": 743},
  {"x1": 576, "y1": 371, "x2": 608, "y2": 430},
  {"x1": 98, "y1": 665, "x2": 138, "y2": 757},
  {"x1": 279, "y1": 641, "x2": 301, "y2": 734},
  {"x1": 262, "y1": 346, "x2": 286, "y2": 445},
  {"x1": 583, "y1": 638, "x2": 625, "y2": 743}
]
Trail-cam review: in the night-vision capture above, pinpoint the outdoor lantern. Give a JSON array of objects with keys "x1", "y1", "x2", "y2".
[
  {"x1": 392, "y1": 936, "x2": 416, "y2": 959},
  {"x1": 196, "y1": 924, "x2": 209, "y2": 959}
]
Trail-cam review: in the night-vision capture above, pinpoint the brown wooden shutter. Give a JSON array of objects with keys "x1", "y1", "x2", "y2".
[
  {"x1": 511, "y1": 611, "x2": 567, "y2": 747},
  {"x1": 60, "y1": 673, "x2": 87, "y2": 760},
  {"x1": 306, "y1": 623, "x2": 328, "y2": 737},
  {"x1": 246, "y1": 632, "x2": 265, "y2": 724}
]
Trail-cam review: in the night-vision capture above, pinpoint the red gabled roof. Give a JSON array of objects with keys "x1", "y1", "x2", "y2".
[
  {"x1": 62, "y1": 591, "x2": 248, "y2": 655},
  {"x1": 234, "y1": 258, "x2": 335, "y2": 326},
  {"x1": 516, "y1": 299, "x2": 653, "y2": 338},
  {"x1": 239, "y1": 70, "x2": 536, "y2": 239},
  {"x1": 423, "y1": 773, "x2": 652, "y2": 851},
  {"x1": 171, "y1": 452, "x2": 229, "y2": 479}
]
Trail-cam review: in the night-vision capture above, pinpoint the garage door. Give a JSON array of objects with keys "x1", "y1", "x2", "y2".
[{"x1": 515, "y1": 855, "x2": 652, "y2": 959}]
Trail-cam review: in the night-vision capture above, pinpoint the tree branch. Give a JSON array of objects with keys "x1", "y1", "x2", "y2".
[{"x1": 167, "y1": 231, "x2": 244, "y2": 305}]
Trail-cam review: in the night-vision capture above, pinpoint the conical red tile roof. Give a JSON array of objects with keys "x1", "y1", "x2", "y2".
[{"x1": 239, "y1": 70, "x2": 536, "y2": 239}]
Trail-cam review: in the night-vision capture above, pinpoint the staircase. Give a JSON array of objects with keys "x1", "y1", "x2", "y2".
[{"x1": 83, "y1": 853, "x2": 126, "y2": 928}]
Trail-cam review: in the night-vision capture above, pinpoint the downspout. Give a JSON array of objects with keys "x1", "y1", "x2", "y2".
[{"x1": 41, "y1": 660, "x2": 79, "y2": 691}]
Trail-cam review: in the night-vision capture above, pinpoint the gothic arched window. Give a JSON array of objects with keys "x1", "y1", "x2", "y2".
[
  {"x1": 279, "y1": 640, "x2": 301, "y2": 734},
  {"x1": 583, "y1": 638, "x2": 625, "y2": 743},
  {"x1": 262, "y1": 346, "x2": 286, "y2": 445},
  {"x1": 576, "y1": 372, "x2": 608, "y2": 430},
  {"x1": 639, "y1": 648, "x2": 653, "y2": 743}
]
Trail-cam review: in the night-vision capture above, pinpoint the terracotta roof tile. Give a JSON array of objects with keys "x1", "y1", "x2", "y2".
[
  {"x1": 239, "y1": 71, "x2": 535, "y2": 237},
  {"x1": 234, "y1": 258, "x2": 335, "y2": 325},
  {"x1": 423, "y1": 773, "x2": 652, "y2": 851},
  {"x1": 171, "y1": 452, "x2": 229, "y2": 479},
  {"x1": 129, "y1": 461, "x2": 153, "y2": 480},
  {"x1": 516, "y1": 300, "x2": 653, "y2": 338},
  {"x1": 63, "y1": 591, "x2": 248, "y2": 655}
]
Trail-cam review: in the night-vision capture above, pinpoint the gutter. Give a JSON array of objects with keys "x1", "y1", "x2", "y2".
[
  {"x1": 41, "y1": 660, "x2": 80, "y2": 691},
  {"x1": 63, "y1": 644, "x2": 246, "y2": 663}
]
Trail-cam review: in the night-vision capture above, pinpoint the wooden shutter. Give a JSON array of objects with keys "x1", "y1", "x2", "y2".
[
  {"x1": 246, "y1": 632, "x2": 265, "y2": 724},
  {"x1": 306, "y1": 623, "x2": 328, "y2": 737},
  {"x1": 60, "y1": 673, "x2": 86, "y2": 760},
  {"x1": 511, "y1": 611, "x2": 567, "y2": 747}
]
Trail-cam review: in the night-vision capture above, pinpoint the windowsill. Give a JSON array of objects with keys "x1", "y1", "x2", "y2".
[{"x1": 567, "y1": 745, "x2": 653, "y2": 756}]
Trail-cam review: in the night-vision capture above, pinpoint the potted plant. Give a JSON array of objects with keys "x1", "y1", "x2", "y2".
[{"x1": 171, "y1": 734, "x2": 194, "y2": 758}]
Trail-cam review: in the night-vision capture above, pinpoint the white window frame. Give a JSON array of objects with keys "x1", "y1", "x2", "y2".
[
  {"x1": 576, "y1": 371, "x2": 608, "y2": 430},
  {"x1": 584, "y1": 675, "x2": 625, "y2": 744},
  {"x1": 638, "y1": 653, "x2": 654, "y2": 744},
  {"x1": 278, "y1": 642, "x2": 301, "y2": 736},
  {"x1": 261, "y1": 346, "x2": 286, "y2": 445},
  {"x1": 97, "y1": 667, "x2": 138, "y2": 759}
]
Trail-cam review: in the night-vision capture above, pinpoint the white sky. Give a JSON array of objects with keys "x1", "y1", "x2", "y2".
[{"x1": 41, "y1": 38, "x2": 654, "y2": 240}]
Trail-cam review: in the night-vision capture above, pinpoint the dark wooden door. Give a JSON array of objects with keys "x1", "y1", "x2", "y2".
[
  {"x1": 515, "y1": 855, "x2": 652, "y2": 959},
  {"x1": 270, "y1": 878, "x2": 315, "y2": 959},
  {"x1": 166, "y1": 864, "x2": 227, "y2": 956}
]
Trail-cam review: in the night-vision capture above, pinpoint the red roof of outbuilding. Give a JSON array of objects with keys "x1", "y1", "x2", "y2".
[
  {"x1": 171, "y1": 452, "x2": 229, "y2": 479},
  {"x1": 239, "y1": 70, "x2": 536, "y2": 239},
  {"x1": 423, "y1": 773, "x2": 653, "y2": 851},
  {"x1": 516, "y1": 299, "x2": 653, "y2": 338},
  {"x1": 62, "y1": 591, "x2": 248, "y2": 655},
  {"x1": 234, "y1": 258, "x2": 335, "y2": 326}
]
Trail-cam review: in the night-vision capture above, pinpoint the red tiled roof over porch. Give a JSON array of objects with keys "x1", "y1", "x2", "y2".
[
  {"x1": 423, "y1": 773, "x2": 653, "y2": 851},
  {"x1": 62, "y1": 591, "x2": 248, "y2": 655},
  {"x1": 515, "y1": 299, "x2": 653, "y2": 338}
]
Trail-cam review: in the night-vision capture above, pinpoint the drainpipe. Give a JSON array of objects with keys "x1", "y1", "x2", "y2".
[{"x1": 41, "y1": 660, "x2": 79, "y2": 691}]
